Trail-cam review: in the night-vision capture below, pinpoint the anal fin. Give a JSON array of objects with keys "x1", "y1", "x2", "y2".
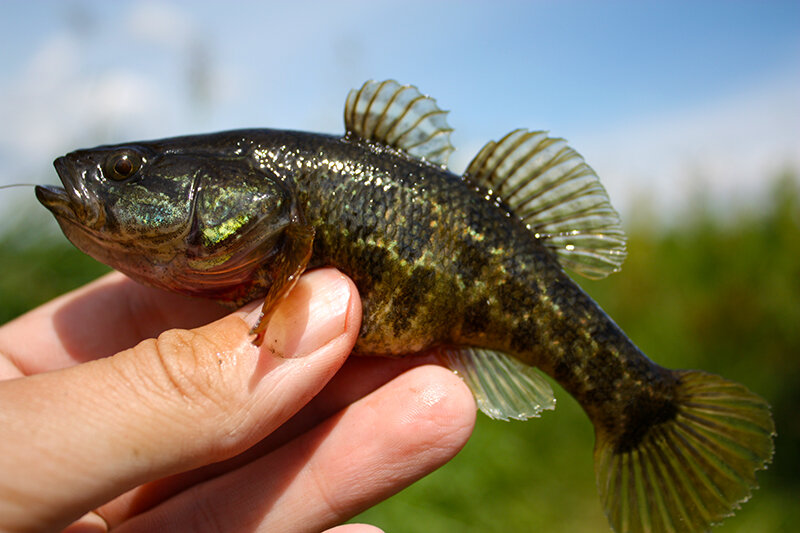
[{"x1": 438, "y1": 346, "x2": 556, "y2": 421}]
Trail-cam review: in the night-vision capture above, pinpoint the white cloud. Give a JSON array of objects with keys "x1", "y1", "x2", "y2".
[
  {"x1": 0, "y1": 32, "x2": 81, "y2": 159},
  {"x1": 91, "y1": 71, "x2": 160, "y2": 122},
  {"x1": 0, "y1": 1, "x2": 205, "y2": 198},
  {"x1": 576, "y1": 72, "x2": 800, "y2": 222},
  {"x1": 0, "y1": 32, "x2": 162, "y2": 156},
  {"x1": 126, "y1": 0, "x2": 194, "y2": 49},
  {"x1": 0, "y1": 31, "x2": 169, "y2": 224}
]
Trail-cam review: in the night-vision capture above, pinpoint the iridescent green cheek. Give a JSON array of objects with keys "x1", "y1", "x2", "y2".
[{"x1": 201, "y1": 213, "x2": 251, "y2": 247}]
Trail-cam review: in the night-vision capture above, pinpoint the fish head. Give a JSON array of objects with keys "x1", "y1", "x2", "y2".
[{"x1": 36, "y1": 138, "x2": 303, "y2": 303}]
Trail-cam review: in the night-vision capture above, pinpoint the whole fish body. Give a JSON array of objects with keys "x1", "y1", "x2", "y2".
[{"x1": 36, "y1": 80, "x2": 774, "y2": 532}]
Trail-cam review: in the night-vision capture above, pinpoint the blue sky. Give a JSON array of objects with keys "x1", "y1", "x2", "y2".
[{"x1": 1, "y1": 1, "x2": 798, "y2": 221}]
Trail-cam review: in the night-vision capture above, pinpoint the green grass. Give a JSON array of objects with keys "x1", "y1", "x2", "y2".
[
  {"x1": 2, "y1": 174, "x2": 798, "y2": 532},
  {"x1": 0, "y1": 217, "x2": 110, "y2": 323}
]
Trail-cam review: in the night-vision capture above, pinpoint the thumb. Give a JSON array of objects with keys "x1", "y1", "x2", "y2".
[{"x1": 0, "y1": 268, "x2": 360, "y2": 533}]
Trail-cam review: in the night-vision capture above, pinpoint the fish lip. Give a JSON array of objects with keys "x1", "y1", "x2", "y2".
[
  {"x1": 35, "y1": 184, "x2": 73, "y2": 219},
  {"x1": 40, "y1": 155, "x2": 105, "y2": 228}
]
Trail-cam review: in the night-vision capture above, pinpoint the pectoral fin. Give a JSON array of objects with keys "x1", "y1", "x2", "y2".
[{"x1": 250, "y1": 223, "x2": 315, "y2": 342}]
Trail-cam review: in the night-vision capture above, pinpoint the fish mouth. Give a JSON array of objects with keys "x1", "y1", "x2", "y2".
[
  {"x1": 36, "y1": 156, "x2": 105, "y2": 229},
  {"x1": 35, "y1": 184, "x2": 73, "y2": 218}
]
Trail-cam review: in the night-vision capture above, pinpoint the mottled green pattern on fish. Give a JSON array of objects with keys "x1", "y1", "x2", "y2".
[
  {"x1": 35, "y1": 80, "x2": 774, "y2": 533},
  {"x1": 245, "y1": 129, "x2": 676, "y2": 441}
]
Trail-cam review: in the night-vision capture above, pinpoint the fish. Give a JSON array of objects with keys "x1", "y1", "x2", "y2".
[{"x1": 35, "y1": 79, "x2": 774, "y2": 532}]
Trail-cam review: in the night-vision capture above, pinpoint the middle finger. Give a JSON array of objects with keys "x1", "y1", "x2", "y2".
[{"x1": 114, "y1": 364, "x2": 476, "y2": 532}]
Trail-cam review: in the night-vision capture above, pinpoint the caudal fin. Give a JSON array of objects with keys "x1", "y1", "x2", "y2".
[{"x1": 594, "y1": 370, "x2": 775, "y2": 532}]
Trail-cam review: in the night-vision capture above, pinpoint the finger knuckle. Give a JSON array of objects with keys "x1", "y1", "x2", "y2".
[{"x1": 127, "y1": 327, "x2": 245, "y2": 419}]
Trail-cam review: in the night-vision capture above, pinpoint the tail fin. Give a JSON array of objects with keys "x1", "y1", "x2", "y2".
[{"x1": 594, "y1": 370, "x2": 775, "y2": 532}]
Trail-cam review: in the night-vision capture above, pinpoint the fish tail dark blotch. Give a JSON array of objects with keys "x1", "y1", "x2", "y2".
[{"x1": 594, "y1": 369, "x2": 775, "y2": 533}]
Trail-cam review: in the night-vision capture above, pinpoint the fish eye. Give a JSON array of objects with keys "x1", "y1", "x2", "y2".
[{"x1": 106, "y1": 151, "x2": 143, "y2": 181}]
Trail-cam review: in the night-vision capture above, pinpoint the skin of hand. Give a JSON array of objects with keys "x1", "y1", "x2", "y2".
[{"x1": 0, "y1": 268, "x2": 476, "y2": 533}]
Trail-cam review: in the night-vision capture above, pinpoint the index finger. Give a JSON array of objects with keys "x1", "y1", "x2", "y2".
[{"x1": 0, "y1": 272, "x2": 229, "y2": 376}]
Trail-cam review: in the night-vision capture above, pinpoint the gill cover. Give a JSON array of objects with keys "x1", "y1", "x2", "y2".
[{"x1": 177, "y1": 156, "x2": 315, "y2": 324}]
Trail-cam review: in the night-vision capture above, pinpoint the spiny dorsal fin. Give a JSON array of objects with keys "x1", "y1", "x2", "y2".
[
  {"x1": 344, "y1": 80, "x2": 455, "y2": 168},
  {"x1": 438, "y1": 346, "x2": 556, "y2": 421},
  {"x1": 466, "y1": 129, "x2": 627, "y2": 279}
]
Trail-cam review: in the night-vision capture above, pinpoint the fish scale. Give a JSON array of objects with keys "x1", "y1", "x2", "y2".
[{"x1": 35, "y1": 79, "x2": 774, "y2": 533}]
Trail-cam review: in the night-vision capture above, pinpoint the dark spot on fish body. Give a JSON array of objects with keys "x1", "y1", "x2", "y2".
[
  {"x1": 386, "y1": 265, "x2": 437, "y2": 335},
  {"x1": 552, "y1": 339, "x2": 622, "y2": 400},
  {"x1": 614, "y1": 390, "x2": 679, "y2": 454},
  {"x1": 549, "y1": 331, "x2": 682, "y2": 453},
  {"x1": 509, "y1": 317, "x2": 540, "y2": 357},
  {"x1": 452, "y1": 239, "x2": 488, "y2": 285},
  {"x1": 311, "y1": 224, "x2": 393, "y2": 295},
  {"x1": 388, "y1": 191, "x2": 444, "y2": 265},
  {"x1": 461, "y1": 299, "x2": 492, "y2": 337},
  {"x1": 495, "y1": 278, "x2": 535, "y2": 322},
  {"x1": 358, "y1": 245, "x2": 396, "y2": 292},
  {"x1": 552, "y1": 352, "x2": 579, "y2": 385}
]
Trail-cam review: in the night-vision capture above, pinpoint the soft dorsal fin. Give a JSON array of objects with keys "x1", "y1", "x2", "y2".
[
  {"x1": 466, "y1": 129, "x2": 627, "y2": 279},
  {"x1": 344, "y1": 79, "x2": 455, "y2": 168},
  {"x1": 438, "y1": 346, "x2": 556, "y2": 421}
]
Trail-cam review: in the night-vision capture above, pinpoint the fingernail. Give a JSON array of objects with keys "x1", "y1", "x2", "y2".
[
  {"x1": 242, "y1": 301, "x2": 264, "y2": 329},
  {"x1": 293, "y1": 271, "x2": 352, "y2": 357},
  {"x1": 261, "y1": 270, "x2": 352, "y2": 358}
]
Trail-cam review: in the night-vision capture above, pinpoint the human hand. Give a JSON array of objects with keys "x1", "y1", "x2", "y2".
[{"x1": 0, "y1": 268, "x2": 476, "y2": 532}]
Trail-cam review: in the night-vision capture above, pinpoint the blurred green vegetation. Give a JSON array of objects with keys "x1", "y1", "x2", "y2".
[
  {"x1": 1, "y1": 174, "x2": 798, "y2": 532},
  {"x1": 0, "y1": 218, "x2": 111, "y2": 323}
]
